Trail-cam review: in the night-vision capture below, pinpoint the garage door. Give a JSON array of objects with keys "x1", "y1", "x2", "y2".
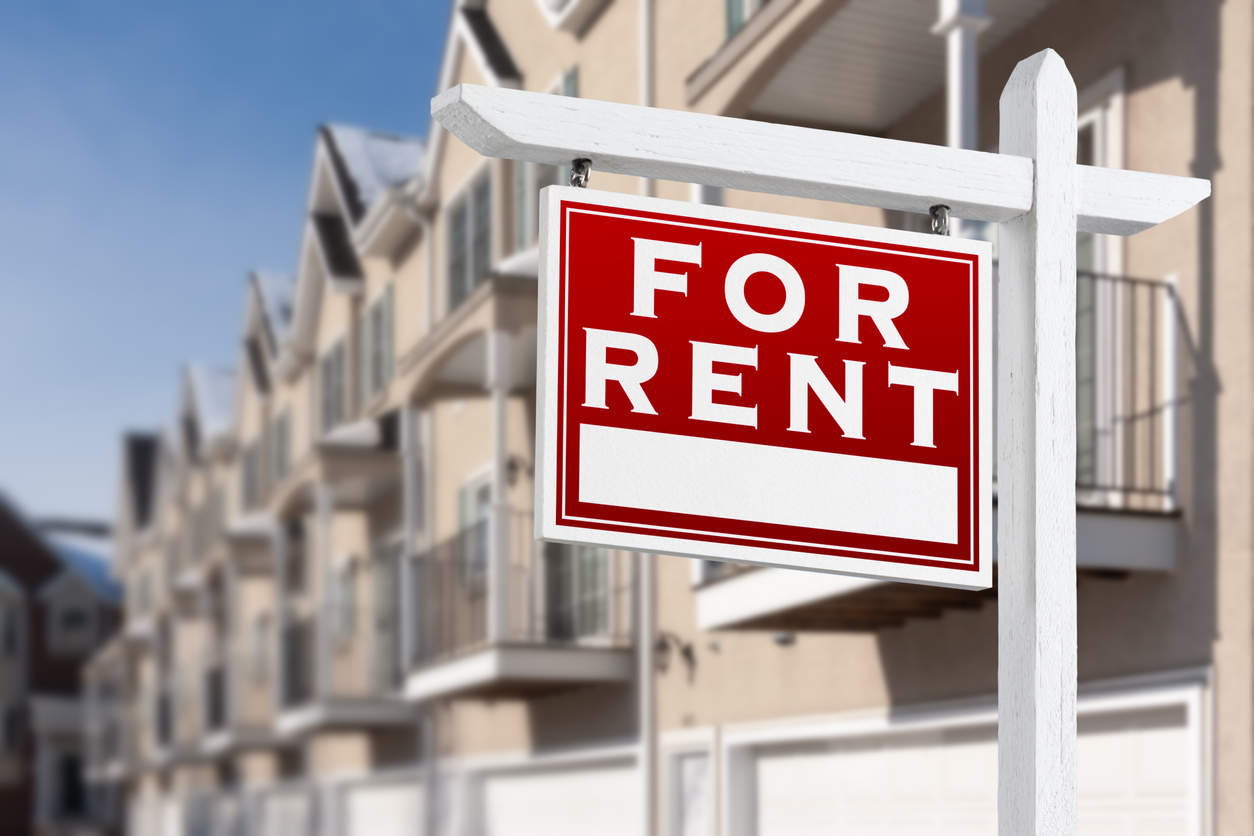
[
  {"x1": 755, "y1": 704, "x2": 1191, "y2": 836},
  {"x1": 481, "y1": 764, "x2": 637, "y2": 836},
  {"x1": 344, "y1": 780, "x2": 423, "y2": 836}
]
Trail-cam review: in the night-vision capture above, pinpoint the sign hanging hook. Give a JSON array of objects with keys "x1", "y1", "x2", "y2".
[
  {"x1": 929, "y1": 204, "x2": 951, "y2": 236},
  {"x1": 569, "y1": 158, "x2": 592, "y2": 188}
]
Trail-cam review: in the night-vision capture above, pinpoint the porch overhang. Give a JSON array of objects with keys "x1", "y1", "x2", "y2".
[
  {"x1": 688, "y1": 0, "x2": 1059, "y2": 129},
  {"x1": 403, "y1": 644, "x2": 633, "y2": 703},
  {"x1": 274, "y1": 698, "x2": 414, "y2": 740},
  {"x1": 698, "y1": 506, "x2": 1177, "y2": 631}
]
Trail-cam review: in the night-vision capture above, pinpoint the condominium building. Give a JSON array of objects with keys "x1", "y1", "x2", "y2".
[{"x1": 86, "y1": 0, "x2": 1252, "y2": 834}]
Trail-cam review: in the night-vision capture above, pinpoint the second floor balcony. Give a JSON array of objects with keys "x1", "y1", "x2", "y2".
[
  {"x1": 698, "y1": 270, "x2": 1186, "y2": 632},
  {"x1": 403, "y1": 513, "x2": 635, "y2": 702}
]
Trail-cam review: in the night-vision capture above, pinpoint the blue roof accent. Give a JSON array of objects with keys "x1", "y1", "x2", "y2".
[{"x1": 47, "y1": 536, "x2": 122, "y2": 605}]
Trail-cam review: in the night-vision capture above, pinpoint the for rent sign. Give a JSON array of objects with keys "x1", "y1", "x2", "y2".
[{"x1": 536, "y1": 187, "x2": 991, "y2": 589}]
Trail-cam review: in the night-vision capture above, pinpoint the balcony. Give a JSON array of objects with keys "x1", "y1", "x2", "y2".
[
  {"x1": 698, "y1": 271, "x2": 1184, "y2": 632},
  {"x1": 275, "y1": 608, "x2": 413, "y2": 738},
  {"x1": 403, "y1": 514, "x2": 635, "y2": 702}
]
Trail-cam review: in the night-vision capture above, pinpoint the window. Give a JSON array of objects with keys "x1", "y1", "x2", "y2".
[
  {"x1": 0, "y1": 605, "x2": 18, "y2": 657},
  {"x1": 447, "y1": 171, "x2": 494, "y2": 310},
  {"x1": 164, "y1": 539, "x2": 180, "y2": 585},
  {"x1": 457, "y1": 480, "x2": 492, "y2": 582},
  {"x1": 134, "y1": 572, "x2": 151, "y2": 617},
  {"x1": 50, "y1": 603, "x2": 93, "y2": 656},
  {"x1": 251, "y1": 614, "x2": 270, "y2": 682},
  {"x1": 545, "y1": 544, "x2": 610, "y2": 641},
  {"x1": 358, "y1": 285, "x2": 395, "y2": 406},
  {"x1": 726, "y1": 0, "x2": 769, "y2": 38},
  {"x1": 245, "y1": 336, "x2": 271, "y2": 395},
  {"x1": 241, "y1": 442, "x2": 260, "y2": 511},
  {"x1": 1, "y1": 706, "x2": 23, "y2": 754},
  {"x1": 334, "y1": 560, "x2": 358, "y2": 644},
  {"x1": 320, "y1": 340, "x2": 347, "y2": 434},
  {"x1": 270, "y1": 410, "x2": 290, "y2": 484},
  {"x1": 57, "y1": 751, "x2": 86, "y2": 816}
]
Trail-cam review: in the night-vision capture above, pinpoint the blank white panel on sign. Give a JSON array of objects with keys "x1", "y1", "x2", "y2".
[{"x1": 578, "y1": 424, "x2": 958, "y2": 544}]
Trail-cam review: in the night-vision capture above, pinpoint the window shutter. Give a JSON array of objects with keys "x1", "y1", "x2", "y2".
[
  {"x1": 382, "y1": 285, "x2": 394, "y2": 385},
  {"x1": 359, "y1": 310, "x2": 372, "y2": 407}
]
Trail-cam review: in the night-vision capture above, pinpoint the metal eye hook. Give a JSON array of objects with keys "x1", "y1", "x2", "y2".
[
  {"x1": 569, "y1": 158, "x2": 592, "y2": 188},
  {"x1": 929, "y1": 204, "x2": 951, "y2": 236}
]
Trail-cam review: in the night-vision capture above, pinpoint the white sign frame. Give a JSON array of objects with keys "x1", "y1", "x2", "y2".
[{"x1": 534, "y1": 185, "x2": 994, "y2": 591}]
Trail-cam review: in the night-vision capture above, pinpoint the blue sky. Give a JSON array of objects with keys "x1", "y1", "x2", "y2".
[{"x1": 0, "y1": 1, "x2": 449, "y2": 521}]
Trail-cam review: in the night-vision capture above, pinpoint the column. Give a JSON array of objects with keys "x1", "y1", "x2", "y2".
[
  {"x1": 269, "y1": 523, "x2": 288, "y2": 714},
  {"x1": 400, "y1": 404, "x2": 422, "y2": 673},
  {"x1": 223, "y1": 562, "x2": 239, "y2": 730},
  {"x1": 486, "y1": 330, "x2": 512, "y2": 643},
  {"x1": 315, "y1": 483, "x2": 335, "y2": 700},
  {"x1": 933, "y1": 0, "x2": 991, "y2": 238}
]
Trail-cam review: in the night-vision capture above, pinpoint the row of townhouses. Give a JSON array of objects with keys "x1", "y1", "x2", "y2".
[{"x1": 83, "y1": 0, "x2": 1253, "y2": 834}]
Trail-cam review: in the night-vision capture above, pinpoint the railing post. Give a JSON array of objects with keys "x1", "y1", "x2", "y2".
[
  {"x1": 1162, "y1": 275, "x2": 1180, "y2": 510},
  {"x1": 487, "y1": 330, "x2": 512, "y2": 643},
  {"x1": 997, "y1": 49, "x2": 1078, "y2": 836}
]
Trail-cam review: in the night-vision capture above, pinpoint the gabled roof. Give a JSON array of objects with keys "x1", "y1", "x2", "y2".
[
  {"x1": 42, "y1": 533, "x2": 122, "y2": 606},
  {"x1": 186, "y1": 365, "x2": 236, "y2": 445},
  {"x1": 322, "y1": 125, "x2": 425, "y2": 223},
  {"x1": 252, "y1": 271, "x2": 297, "y2": 349},
  {"x1": 122, "y1": 433, "x2": 159, "y2": 531},
  {"x1": 459, "y1": 7, "x2": 521, "y2": 88}
]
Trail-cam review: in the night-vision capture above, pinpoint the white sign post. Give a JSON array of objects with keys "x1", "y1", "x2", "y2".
[{"x1": 433, "y1": 49, "x2": 1209, "y2": 835}]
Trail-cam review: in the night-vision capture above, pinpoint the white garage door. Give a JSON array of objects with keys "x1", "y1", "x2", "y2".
[
  {"x1": 482, "y1": 764, "x2": 637, "y2": 836},
  {"x1": 344, "y1": 780, "x2": 423, "y2": 836},
  {"x1": 755, "y1": 705, "x2": 1191, "y2": 836}
]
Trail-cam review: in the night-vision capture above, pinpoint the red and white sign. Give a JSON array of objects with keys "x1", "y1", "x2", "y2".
[{"x1": 536, "y1": 187, "x2": 991, "y2": 589}]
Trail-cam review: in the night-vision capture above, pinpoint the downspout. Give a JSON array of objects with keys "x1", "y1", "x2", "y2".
[
  {"x1": 639, "y1": 0, "x2": 656, "y2": 198},
  {"x1": 933, "y1": 0, "x2": 991, "y2": 236}
]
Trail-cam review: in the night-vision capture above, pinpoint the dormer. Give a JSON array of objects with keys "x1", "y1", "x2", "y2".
[{"x1": 180, "y1": 365, "x2": 237, "y2": 464}]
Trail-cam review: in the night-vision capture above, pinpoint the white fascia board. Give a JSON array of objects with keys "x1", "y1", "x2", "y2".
[
  {"x1": 535, "y1": 0, "x2": 612, "y2": 34},
  {"x1": 698, "y1": 508, "x2": 1178, "y2": 631}
]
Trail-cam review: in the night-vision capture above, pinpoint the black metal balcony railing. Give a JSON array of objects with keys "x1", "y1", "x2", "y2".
[
  {"x1": 411, "y1": 521, "x2": 489, "y2": 667},
  {"x1": 409, "y1": 515, "x2": 632, "y2": 669},
  {"x1": 989, "y1": 268, "x2": 1180, "y2": 512},
  {"x1": 281, "y1": 619, "x2": 315, "y2": 709},
  {"x1": 204, "y1": 665, "x2": 226, "y2": 732}
]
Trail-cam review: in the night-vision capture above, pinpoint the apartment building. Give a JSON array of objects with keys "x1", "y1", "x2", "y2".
[
  {"x1": 0, "y1": 497, "x2": 121, "y2": 836},
  {"x1": 85, "y1": 0, "x2": 1251, "y2": 834}
]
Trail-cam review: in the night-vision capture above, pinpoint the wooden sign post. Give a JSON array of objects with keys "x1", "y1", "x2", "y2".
[{"x1": 433, "y1": 49, "x2": 1209, "y2": 835}]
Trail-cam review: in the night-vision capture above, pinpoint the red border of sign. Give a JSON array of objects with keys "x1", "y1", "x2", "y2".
[{"x1": 536, "y1": 186, "x2": 992, "y2": 591}]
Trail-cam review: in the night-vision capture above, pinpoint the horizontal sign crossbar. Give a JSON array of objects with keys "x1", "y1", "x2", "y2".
[{"x1": 432, "y1": 84, "x2": 1209, "y2": 236}]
